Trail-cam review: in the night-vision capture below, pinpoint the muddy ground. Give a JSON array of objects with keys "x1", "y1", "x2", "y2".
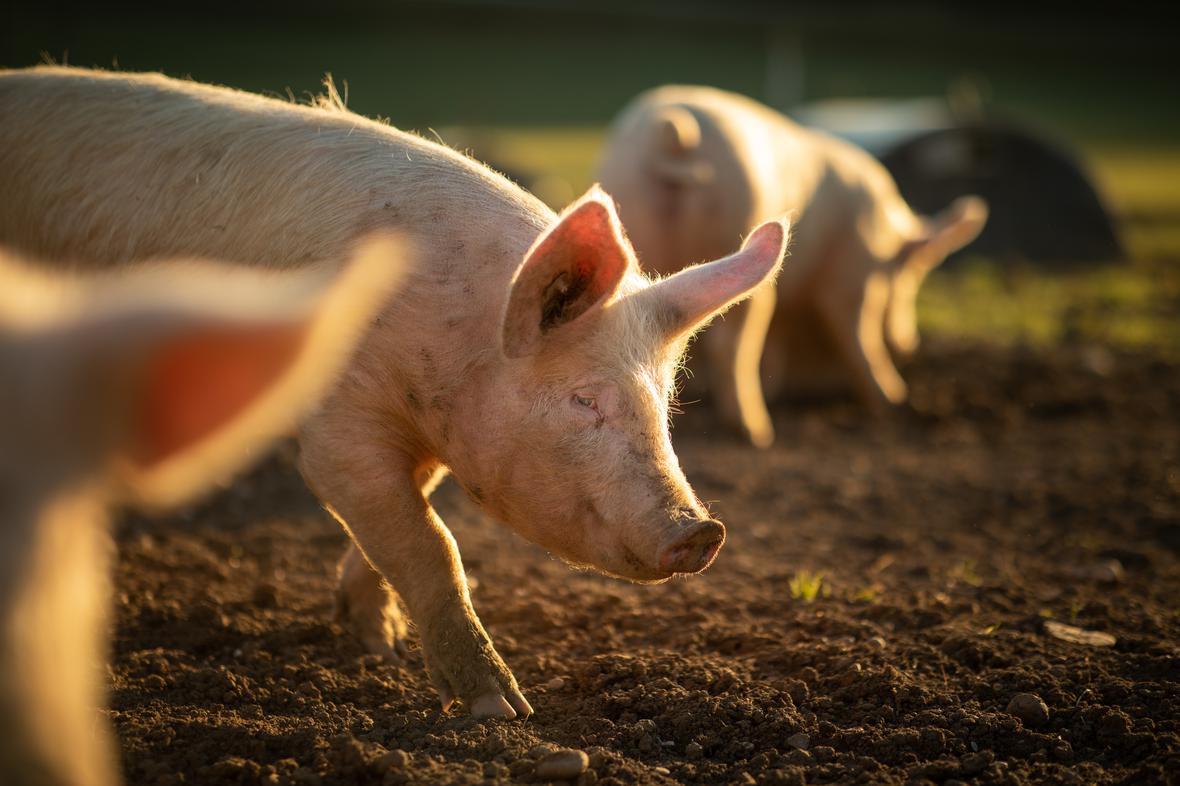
[{"x1": 109, "y1": 338, "x2": 1180, "y2": 786}]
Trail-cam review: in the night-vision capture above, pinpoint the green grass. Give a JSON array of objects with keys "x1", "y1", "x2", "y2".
[
  {"x1": 788, "y1": 571, "x2": 828, "y2": 603},
  {"x1": 918, "y1": 258, "x2": 1180, "y2": 356},
  {"x1": 919, "y1": 144, "x2": 1180, "y2": 357},
  {"x1": 1084, "y1": 146, "x2": 1180, "y2": 220}
]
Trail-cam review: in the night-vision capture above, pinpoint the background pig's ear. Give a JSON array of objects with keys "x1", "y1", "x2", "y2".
[
  {"x1": 86, "y1": 236, "x2": 406, "y2": 509},
  {"x1": 640, "y1": 218, "x2": 789, "y2": 342},
  {"x1": 501, "y1": 185, "x2": 633, "y2": 358},
  {"x1": 909, "y1": 195, "x2": 989, "y2": 272}
]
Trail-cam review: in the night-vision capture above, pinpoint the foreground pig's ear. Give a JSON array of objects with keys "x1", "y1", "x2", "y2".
[
  {"x1": 100, "y1": 236, "x2": 406, "y2": 509},
  {"x1": 641, "y1": 218, "x2": 789, "y2": 341},
  {"x1": 501, "y1": 186, "x2": 632, "y2": 358}
]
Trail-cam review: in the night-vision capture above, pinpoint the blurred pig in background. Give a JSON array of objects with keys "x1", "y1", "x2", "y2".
[{"x1": 598, "y1": 85, "x2": 987, "y2": 446}]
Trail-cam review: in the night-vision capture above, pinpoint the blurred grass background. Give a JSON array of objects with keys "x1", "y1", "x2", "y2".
[{"x1": 3, "y1": 0, "x2": 1177, "y2": 354}]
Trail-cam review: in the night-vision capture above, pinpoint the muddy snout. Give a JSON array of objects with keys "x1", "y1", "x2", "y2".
[{"x1": 657, "y1": 519, "x2": 726, "y2": 575}]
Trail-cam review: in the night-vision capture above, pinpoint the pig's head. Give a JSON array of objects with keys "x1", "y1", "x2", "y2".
[
  {"x1": 460, "y1": 186, "x2": 787, "y2": 582},
  {"x1": 886, "y1": 195, "x2": 988, "y2": 356}
]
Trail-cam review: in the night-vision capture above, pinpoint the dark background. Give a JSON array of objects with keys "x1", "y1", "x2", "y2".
[{"x1": 3, "y1": 1, "x2": 1177, "y2": 144}]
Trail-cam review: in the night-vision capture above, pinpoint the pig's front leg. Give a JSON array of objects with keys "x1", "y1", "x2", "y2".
[{"x1": 299, "y1": 424, "x2": 531, "y2": 719}]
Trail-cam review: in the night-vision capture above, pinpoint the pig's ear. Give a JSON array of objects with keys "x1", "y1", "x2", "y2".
[
  {"x1": 100, "y1": 237, "x2": 406, "y2": 509},
  {"x1": 908, "y1": 195, "x2": 988, "y2": 272},
  {"x1": 640, "y1": 218, "x2": 789, "y2": 341},
  {"x1": 501, "y1": 186, "x2": 633, "y2": 358}
]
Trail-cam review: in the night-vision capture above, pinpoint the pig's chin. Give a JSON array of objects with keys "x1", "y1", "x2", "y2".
[
  {"x1": 569, "y1": 561, "x2": 675, "y2": 585},
  {"x1": 557, "y1": 550, "x2": 674, "y2": 585}
]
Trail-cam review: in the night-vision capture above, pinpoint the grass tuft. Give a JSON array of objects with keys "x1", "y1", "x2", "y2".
[{"x1": 789, "y1": 570, "x2": 828, "y2": 603}]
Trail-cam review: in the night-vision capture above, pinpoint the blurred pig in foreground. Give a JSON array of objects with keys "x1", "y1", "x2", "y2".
[
  {"x1": 599, "y1": 85, "x2": 988, "y2": 446},
  {"x1": 0, "y1": 239, "x2": 405, "y2": 786},
  {"x1": 0, "y1": 68, "x2": 789, "y2": 718}
]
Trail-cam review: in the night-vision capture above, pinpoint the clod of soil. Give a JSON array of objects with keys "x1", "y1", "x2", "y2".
[{"x1": 785, "y1": 733, "x2": 809, "y2": 750}]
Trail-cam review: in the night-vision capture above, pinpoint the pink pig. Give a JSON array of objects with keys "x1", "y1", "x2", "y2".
[
  {"x1": 0, "y1": 68, "x2": 790, "y2": 718},
  {"x1": 0, "y1": 240, "x2": 405, "y2": 786},
  {"x1": 598, "y1": 85, "x2": 988, "y2": 446}
]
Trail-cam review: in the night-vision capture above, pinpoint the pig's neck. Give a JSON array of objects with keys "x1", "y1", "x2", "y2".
[{"x1": 346, "y1": 182, "x2": 551, "y2": 479}]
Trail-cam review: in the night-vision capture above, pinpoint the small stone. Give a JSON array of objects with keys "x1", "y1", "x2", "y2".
[
  {"x1": 535, "y1": 749, "x2": 589, "y2": 780},
  {"x1": 1043, "y1": 620, "x2": 1116, "y2": 647},
  {"x1": 373, "y1": 749, "x2": 409, "y2": 770},
  {"x1": 1067, "y1": 559, "x2": 1124, "y2": 584},
  {"x1": 868, "y1": 636, "x2": 887, "y2": 650},
  {"x1": 546, "y1": 677, "x2": 566, "y2": 691},
  {"x1": 1007, "y1": 693, "x2": 1050, "y2": 727},
  {"x1": 685, "y1": 742, "x2": 703, "y2": 758},
  {"x1": 786, "y1": 732, "x2": 810, "y2": 750}
]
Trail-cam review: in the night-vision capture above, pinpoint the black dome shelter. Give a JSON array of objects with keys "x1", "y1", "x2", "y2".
[
  {"x1": 880, "y1": 123, "x2": 1125, "y2": 266},
  {"x1": 794, "y1": 98, "x2": 1125, "y2": 266}
]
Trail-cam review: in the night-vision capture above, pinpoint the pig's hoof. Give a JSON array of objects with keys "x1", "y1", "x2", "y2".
[
  {"x1": 744, "y1": 420, "x2": 775, "y2": 449},
  {"x1": 335, "y1": 592, "x2": 410, "y2": 661},
  {"x1": 471, "y1": 693, "x2": 519, "y2": 719},
  {"x1": 439, "y1": 683, "x2": 533, "y2": 720},
  {"x1": 427, "y1": 652, "x2": 533, "y2": 719}
]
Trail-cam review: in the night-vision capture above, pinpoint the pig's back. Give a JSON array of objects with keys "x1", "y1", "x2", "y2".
[
  {"x1": 0, "y1": 67, "x2": 550, "y2": 278},
  {"x1": 599, "y1": 86, "x2": 825, "y2": 276}
]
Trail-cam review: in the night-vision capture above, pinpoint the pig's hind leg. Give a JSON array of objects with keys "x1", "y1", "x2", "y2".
[
  {"x1": 816, "y1": 271, "x2": 908, "y2": 411},
  {"x1": 335, "y1": 543, "x2": 410, "y2": 661},
  {"x1": 700, "y1": 282, "x2": 778, "y2": 448}
]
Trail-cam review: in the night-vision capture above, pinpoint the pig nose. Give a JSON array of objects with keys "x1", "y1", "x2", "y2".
[{"x1": 657, "y1": 519, "x2": 726, "y2": 575}]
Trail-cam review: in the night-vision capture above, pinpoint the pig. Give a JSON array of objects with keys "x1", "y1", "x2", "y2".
[
  {"x1": 0, "y1": 67, "x2": 790, "y2": 718},
  {"x1": 0, "y1": 239, "x2": 405, "y2": 786},
  {"x1": 597, "y1": 85, "x2": 988, "y2": 446}
]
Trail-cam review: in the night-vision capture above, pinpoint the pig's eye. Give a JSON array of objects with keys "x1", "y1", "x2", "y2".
[{"x1": 573, "y1": 394, "x2": 597, "y2": 410}]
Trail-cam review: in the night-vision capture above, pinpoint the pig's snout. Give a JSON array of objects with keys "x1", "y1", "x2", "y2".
[{"x1": 657, "y1": 519, "x2": 726, "y2": 575}]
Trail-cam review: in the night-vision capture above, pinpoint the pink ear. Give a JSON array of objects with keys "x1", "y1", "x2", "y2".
[
  {"x1": 132, "y1": 322, "x2": 308, "y2": 467},
  {"x1": 641, "y1": 218, "x2": 789, "y2": 340},
  {"x1": 501, "y1": 186, "x2": 633, "y2": 358},
  {"x1": 111, "y1": 235, "x2": 405, "y2": 509}
]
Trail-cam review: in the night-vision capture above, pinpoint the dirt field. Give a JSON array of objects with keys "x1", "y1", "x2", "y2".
[{"x1": 109, "y1": 338, "x2": 1180, "y2": 786}]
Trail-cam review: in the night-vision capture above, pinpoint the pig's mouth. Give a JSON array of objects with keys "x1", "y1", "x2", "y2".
[{"x1": 570, "y1": 519, "x2": 727, "y2": 584}]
